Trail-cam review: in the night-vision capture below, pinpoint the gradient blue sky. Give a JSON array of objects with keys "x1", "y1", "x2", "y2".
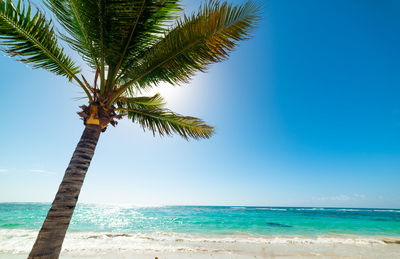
[{"x1": 1, "y1": 0, "x2": 399, "y2": 208}]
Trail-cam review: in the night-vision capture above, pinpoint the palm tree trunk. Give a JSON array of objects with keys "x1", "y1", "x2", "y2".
[{"x1": 28, "y1": 124, "x2": 101, "y2": 259}]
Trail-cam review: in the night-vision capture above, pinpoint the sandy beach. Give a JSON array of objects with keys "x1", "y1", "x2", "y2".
[{"x1": 1, "y1": 230, "x2": 400, "y2": 259}]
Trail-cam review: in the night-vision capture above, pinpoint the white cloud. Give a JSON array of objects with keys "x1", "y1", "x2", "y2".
[
  {"x1": 313, "y1": 194, "x2": 351, "y2": 201},
  {"x1": 30, "y1": 169, "x2": 47, "y2": 173},
  {"x1": 30, "y1": 169, "x2": 55, "y2": 175},
  {"x1": 313, "y1": 193, "x2": 366, "y2": 202},
  {"x1": 0, "y1": 169, "x2": 8, "y2": 173},
  {"x1": 354, "y1": 193, "x2": 366, "y2": 199}
]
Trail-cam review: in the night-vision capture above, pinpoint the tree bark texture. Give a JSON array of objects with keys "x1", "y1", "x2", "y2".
[{"x1": 28, "y1": 124, "x2": 101, "y2": 259}]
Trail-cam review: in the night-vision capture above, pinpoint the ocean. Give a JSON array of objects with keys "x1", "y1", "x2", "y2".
[{"x1": 1, "y1": 203, "x2": 400, "y2": 257}]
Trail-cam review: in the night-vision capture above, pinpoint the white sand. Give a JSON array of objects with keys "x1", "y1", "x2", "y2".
[
  {"x1": 1, "y1": 229, "x2": 399, "y2": 258},
  {"x1": 2, "y1": 244, "x2": 400, "y2": 259}
]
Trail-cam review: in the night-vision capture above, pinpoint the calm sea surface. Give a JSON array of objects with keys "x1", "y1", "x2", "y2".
[{"x1": 0, "y1": 203, "x2": 399, "y2": 236}]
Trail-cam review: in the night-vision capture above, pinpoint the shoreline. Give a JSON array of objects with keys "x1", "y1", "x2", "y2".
[{"x1": 1, "y1": 229, "x2": 400, "y2": 258}]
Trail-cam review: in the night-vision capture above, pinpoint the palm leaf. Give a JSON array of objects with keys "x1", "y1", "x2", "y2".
[
  {"x1": 45, "y1": 0, "x2": 181, "y2": 89},
  {"x1": 44, "y1": 0, "x2": 101, "y2": 68},
  {"x1": 113, "y1": 0, "x2": 260, "y2": 99},
  {"x1": 117, "y1": 95, "x2": 214, "y2": 140},
  {"x1": 108, "y1": 0, "x2": 181, "y2": 86},
  {"x1": 0, "y1": 0, "x2": 81, "y2": 80},
  {"x1": 117, "y1": 93, "x2": 166, "y2": 108}
]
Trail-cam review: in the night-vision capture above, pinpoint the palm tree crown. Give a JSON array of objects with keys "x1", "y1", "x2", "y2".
[{"x1": 0, "y1": 0, "x2": 260, "y2": 139}]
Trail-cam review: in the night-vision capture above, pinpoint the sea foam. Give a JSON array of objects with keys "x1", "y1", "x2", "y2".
[{"x1": 0, "y1": 229, "x2": 393, "y2": 255}]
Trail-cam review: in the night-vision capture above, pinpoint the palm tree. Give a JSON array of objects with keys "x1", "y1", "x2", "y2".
[{"x1": 0, "y1": 0, "x2": 259, "y2": 258}]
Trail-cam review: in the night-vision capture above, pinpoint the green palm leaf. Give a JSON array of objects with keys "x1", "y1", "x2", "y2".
[
  {"x1": 43, "y1": 0, "x2": 101, "y2": 68},
  {"x1": 114, "y1": 0, "x2": 260, "y2": 99},
  {"x1": 108, "y1": 0, "x2": 181, "y2": 84},
  {"x1": 0, "y1": 0, "x2": 80, "y2": 80},
  {"x1": 45, "y1": 0, "x2": 181, "y2": 90},
  {"x1": 117, "y1": 94, "x2": 214, "y2": 140},
  {"x1": 117, "y1": 93, "x2": 166, "y2": 108}
]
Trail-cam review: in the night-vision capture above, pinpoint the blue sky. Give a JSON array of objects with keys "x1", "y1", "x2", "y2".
[{"x1": 0, "y1": 0, "x2": 399, "y2": 208}]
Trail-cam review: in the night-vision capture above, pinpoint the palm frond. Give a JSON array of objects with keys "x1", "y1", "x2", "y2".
[
  {"x1": 108, "y1": 0, "x2": 181, "y2": 86},
  {"x1": 117, "y1": 93, "x2": 166, "y2": 108},
  {"x1": 114, "y1": 0, "x2": 260, "y2": 99},
  {"x1": 117, "y1": 96, "x2": 214, "y2": 140},
  {"x1": 45, "y1": 0, "x2": 181, "y2": 87},
  {"x1": 44, "y1": 0, "x2": 101, "y2": 68},
  {"x1": 0, "y1": 0, "x2": 81, "y2": 80}
]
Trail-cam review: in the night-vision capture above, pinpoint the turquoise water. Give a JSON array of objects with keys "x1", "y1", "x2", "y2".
[{"x1": 1, "y1": 203, "x2": 399, "y2": 237}]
